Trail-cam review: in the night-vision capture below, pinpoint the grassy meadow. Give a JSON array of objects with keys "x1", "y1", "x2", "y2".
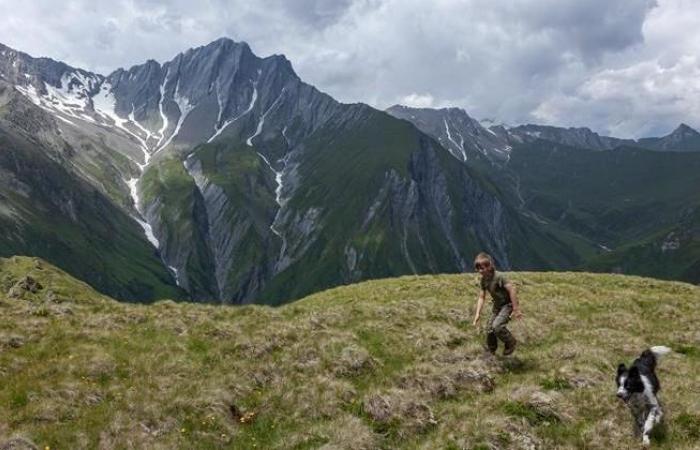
[{"x1": 1, "y1": 256, "x2": 699, "y2": 449}]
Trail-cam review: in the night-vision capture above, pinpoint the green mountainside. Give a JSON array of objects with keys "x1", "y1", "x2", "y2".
[
  {"x1": 506, "y1": 141, "x2": 700, "y2": 283},
  {"x1": 586, "y1": 207, "x2": 700, "y2": 282},
  {"x1": 148, "y1": 108, "x2": 596, "y2": 305},
  {"x1": 2, "y1": 256, "x2": 698, "y2": 449},
  {"x1": 509, "y1": 142, "x2": 700, "y2": 243}
]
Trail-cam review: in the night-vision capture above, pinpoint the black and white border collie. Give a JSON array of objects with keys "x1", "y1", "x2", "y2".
[{"x1": 616, "y1": 345, "x2": 671, "y2": 446}]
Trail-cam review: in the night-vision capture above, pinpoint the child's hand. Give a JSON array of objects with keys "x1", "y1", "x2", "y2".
[
  {"x1": 472, "y1": 315, "x2": 481, "y2": 326},
  {"x1": 511, "y1": 308, "x2": 523, "y2": 320}
]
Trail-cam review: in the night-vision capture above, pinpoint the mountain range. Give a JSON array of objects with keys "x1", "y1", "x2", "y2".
[
  {"x1": 386, "y1": 106, "x2": 700, "y2": 284},
  {"x1": 1, "y1": 38, "x2": 698, "y2": 304}
]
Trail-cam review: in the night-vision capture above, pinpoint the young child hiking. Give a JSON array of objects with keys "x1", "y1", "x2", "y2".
[{"x1": 472, "y1": 252, "x2": 523, "y2": 356}]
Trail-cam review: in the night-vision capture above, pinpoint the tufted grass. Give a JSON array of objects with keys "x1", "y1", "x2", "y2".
[{"x1": 1, "y1": 256, "x2": 699, "y2": 449}]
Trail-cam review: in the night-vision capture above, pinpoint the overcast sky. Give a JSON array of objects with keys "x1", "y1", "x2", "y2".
[{"x1": 0, "y1": 0, "x2": 697, "y2": 138}]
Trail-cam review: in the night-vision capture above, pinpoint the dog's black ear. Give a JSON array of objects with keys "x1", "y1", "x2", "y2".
[{"x1": 617, "y1": 363, "x2": 626, "y2": 376}]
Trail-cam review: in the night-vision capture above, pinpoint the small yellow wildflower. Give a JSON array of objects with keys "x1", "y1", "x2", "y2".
[{"x1": 239, "y1": 411, "x2": 257, "y2": 424}]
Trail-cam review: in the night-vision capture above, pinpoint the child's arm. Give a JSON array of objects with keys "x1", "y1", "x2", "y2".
[
  {"x1": 505, "y1": 282, "x2": 523, "y2": 319},
  {"x1": 472, "y1": 290, "x2": 486, "y2": 325}
]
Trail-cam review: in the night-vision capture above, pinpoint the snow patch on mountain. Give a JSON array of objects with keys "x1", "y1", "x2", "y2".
[
  {"x1": 156, "y1": 69, "x2": 171, "y2": 148},
  {"x1": 126, "y1": 177, "x2": 160, "y2": 249},
  {"x1": 15, "y1": 72, "x2": 101, "y2": 124},
  {"x1": 247, "y1": 88, "x2": 286, "y2": 147},
  {"x1": 444, "y1": 118, "x2": 467, "y2": 161},
  {"x1": 208, "y1": 74, "x2": 260, "y2": 143},
  {"x1": 92, "y1": 83, "x2": 150, "y2": 165},
  {"x1": 168, "y1": 265, "x2": 182, "y2": 287},
  {"x1": 154, "y1": 80, "x2": 194, "y2": 154}
]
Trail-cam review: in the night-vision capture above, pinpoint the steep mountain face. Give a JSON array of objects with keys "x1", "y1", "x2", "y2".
[
  {"x1": 1, "y1": 39, "x2": 586, "y2": 304},
  {"x1": 386, "y1": 105, "x2": 512, "y2": 163},
  {"x1": 132, "y1": 47, "x2": 583, "y2": 303}
]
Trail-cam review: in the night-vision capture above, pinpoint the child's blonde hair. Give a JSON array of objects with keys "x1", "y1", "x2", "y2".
[{"x1": 474, "y1": 252, "x2": 495, "y2": 272}]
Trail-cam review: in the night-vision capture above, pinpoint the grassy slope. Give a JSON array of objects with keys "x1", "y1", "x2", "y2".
[{"x1": 1, "y1": 256, "x2": 699, "y2": 449}]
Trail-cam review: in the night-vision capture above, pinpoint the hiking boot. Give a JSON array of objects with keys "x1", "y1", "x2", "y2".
[
  {"x1": 503, "y1": 338, "x2": 517, "y2": 356},
  {"x1": 486, "y1": 333, "x2": 498, "y2": 354}
]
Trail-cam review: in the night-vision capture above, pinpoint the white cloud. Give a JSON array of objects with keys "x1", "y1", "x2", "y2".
[
  {"x1": 400, "y1": 93, "x2": 435, "y2": 108},
  {"x1": 534, "y1": 56, "x2": 700, "y2": 138},
  {"x1": 532, "y1": 0, "x2": 700, "y2": 137}
]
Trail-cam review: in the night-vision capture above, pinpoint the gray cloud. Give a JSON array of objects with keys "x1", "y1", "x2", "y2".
[
  {"x1": 514, "y1": 0, "x2": 657, "y2": 60},
  {"x1": 277, "y1": 0, "x2": 355, "y2": 28},
  {"x1": 0, "y1": 0, "x2": 696, "y2": 137}
]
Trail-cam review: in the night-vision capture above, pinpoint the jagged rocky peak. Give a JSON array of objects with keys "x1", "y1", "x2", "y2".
[
  {"x1": 105, "y1": 59, "x2": 163, "y2": 118},
  {"x1": 386, "y1": 104, "x2": 512, "y2": 163},
  {"x1": 635, "y1": 122, "x2": 700, "y2": 152},
  {"x1": 0, "y1": 42, "x2": 101, "y2": 97},
  {"x1": 2, "y1": 37, "x2": 303, "y2": 144},
  {"x1": 161, "y1": 37, "x2": 298, "y2": 100},
  {"x1": 0, "y1": 42, "x2": 23, "y2": 81},
  {"x1": 385, "y1": 105, "x2": 472, "y2": 137},
  {"x1": 99, "y1": 38, "x2": 264, "y2": 131},
  {"x1": 0, "y1": 42, "x2": 111, "y2": 132},
  {"x1": 66, "y1": 37, "x2": 309, "y2": 159},
  {"x1": 669, "y1": 123, "x2": 699, "y2": 137}
]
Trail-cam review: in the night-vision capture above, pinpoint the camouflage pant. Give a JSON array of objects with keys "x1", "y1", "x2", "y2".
[{"x1": 486, "y1": 304, "x2": 515, "y2": 352}]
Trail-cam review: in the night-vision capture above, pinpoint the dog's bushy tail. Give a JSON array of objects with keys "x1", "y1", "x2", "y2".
[
  {"x1": 650, "y1": 345, "x2": 672, "y2": 358},
  {"x1": 640, "y1": 346, "x2": 671, "y2": 371}
]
